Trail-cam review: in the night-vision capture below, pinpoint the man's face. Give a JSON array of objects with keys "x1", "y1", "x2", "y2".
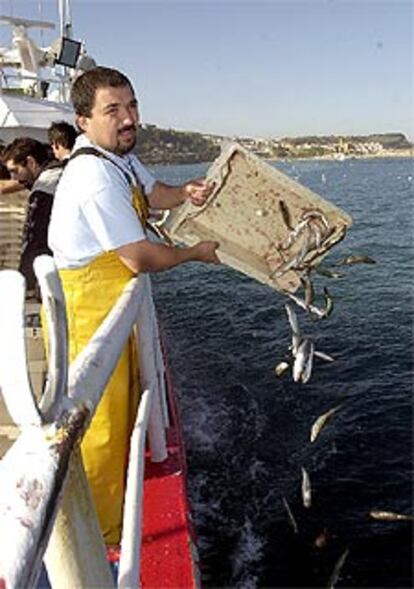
[
  {"x1": 6, "y1": 156, "x2": 39, "y2": 189},
  {"x1": 77, "y1": 85, "x2": 140, "y2": 155}
]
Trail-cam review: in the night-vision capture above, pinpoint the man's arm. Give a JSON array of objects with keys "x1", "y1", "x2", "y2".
[
  {"x1": 148, "y1": 178, "x2": 214, "y2": 210},
  {"x1": 116, "y1": 239, "x2": 220, "y2": 274}
]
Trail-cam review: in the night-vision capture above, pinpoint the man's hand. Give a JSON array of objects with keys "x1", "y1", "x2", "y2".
[
  {"x1": 182, "y1": 178, "x2": 215, "y2": 207},
  {"x1": 191, "y1": 240, "x2": 221, "y2": 264}
]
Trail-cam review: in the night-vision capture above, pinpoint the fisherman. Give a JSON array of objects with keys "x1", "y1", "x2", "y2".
[
  {"x1": 2, "y1": 138, "x2": 63, "y2": 294},
  {"x1": 48, "y1": 66, "x2": 220, "y2": 545},
  {"x1": 0, "y1": 158, "x2": 24, "y2": 194},
  {"x1": 47, "y1": 120, "x2": 78, "y2": 161}
]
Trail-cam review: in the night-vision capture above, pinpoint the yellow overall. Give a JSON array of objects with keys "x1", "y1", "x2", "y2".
[{"x1": 58, "y1": 179, "x2": 149, "y2": 545}]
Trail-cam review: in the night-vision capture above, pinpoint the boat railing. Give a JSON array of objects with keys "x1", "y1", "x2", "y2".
[
  {"x1": 0, "y1": 70, "x2": 71, "y2": 102},
  {"x1": 0, "y1": 255, "x2": 169, "y2": 588}
]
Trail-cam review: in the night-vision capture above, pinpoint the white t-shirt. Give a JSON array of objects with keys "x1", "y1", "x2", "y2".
[{"x1": 48, "y1": 135, "x2": 156, "y2": 269}]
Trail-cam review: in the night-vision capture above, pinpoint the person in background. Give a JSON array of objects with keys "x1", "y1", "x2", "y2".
[
  {"x1": 48, "y1": 66, "x2": 220, "y2": 545},
  {"x1": 0, "y1": 151, "x2": 24, "y2": 194},
  {"x1": 47, "y1": 120, "x2": 78, "y2": 161},
  {"x1": 3, "y1": 138, "x2": 63, "y2": 293}
]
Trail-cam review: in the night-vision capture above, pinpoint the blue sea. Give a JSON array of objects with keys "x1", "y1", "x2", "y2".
[{"x1": 150, "y1": 157, "x2": 413, "y2": 588}]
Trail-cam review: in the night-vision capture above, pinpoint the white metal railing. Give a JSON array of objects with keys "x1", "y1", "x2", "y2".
[{"x1": 0, "y1": 255, "x2": 168, "y2": 588}]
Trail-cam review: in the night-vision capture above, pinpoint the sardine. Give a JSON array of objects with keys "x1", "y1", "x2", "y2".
[
  {"x1": 279, "y1": 200, "x2": 293, "y2": 231},
  {"x1": 279, "y1": 218, "x2": 310, "y2": 250},
  {"x1": 369, "y1": 510, "x2": 414, "y2": 521},
  {"x1": 327, "y1": 547, "x2": 350, "y2": 588},
  {"x1": 282, "y1": 495, "x2": 299, "y2": 534},
  {"x1": 314, "y1": 350, "x2": 335, "y2": 362},
  {"x1": 293, "y1": 338, "x2": 314, "y2": 383},
  {"x1": 315, "y1": 267, "x2": 345, "y2": 279},
  {"x1": 334, "y1": 254, "x2": 376, "y2": 266},
  {"x1": 310, "y1": 404, "x2": 342, "y2": 443},
  {"x1": 300, "y1": 274, "x2": 315, "y2": 307},
  {"x1": 301, "y1": 209, "x2": 330, "y2": 231},
  {"x1": 300, "y1": 340, "x2": 315, "y2": 384},
  {"x1": 285, "y1": 303, "x2": 301, "y2": 336},
  {"x1": 323, "y1": 286, "x2": 334, "y2": 317},
  {"x1": 275, "y1": 361, "x2": 290, "y2": 377},
  {"x1": 301, "y1": 467, "x2": 312, "y2": 508}
]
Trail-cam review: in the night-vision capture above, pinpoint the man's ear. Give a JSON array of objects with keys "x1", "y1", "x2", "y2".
[
  {"x1": 26, "y1": 155, "x2": 38, "y2": 172},
  {"x1": 76, "y1": 114, "x2": 88, "y2": 132}
]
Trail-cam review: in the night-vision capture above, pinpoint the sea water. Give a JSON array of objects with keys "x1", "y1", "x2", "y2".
[{"x1": 151, "y1": 157, "x2": 413, "y2": 588}]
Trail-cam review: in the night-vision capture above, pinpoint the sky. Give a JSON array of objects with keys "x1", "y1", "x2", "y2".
[{"x1": 1, "y1": 0, "x2": 413, "y2": 140}]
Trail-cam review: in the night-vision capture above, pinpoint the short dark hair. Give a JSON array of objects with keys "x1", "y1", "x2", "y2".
[
  {"x1": 71, "y1": 66, "x2": 134, "y2": 117},
  {"x1": 48, "y1": 121, "x2": 78, "y2": 149},
  {"x1": 0, "y1": 160, "x2": 11, "y2": 180},
  {"x1": 2, "y1": 137, "x2": 50, "y2": 167}
]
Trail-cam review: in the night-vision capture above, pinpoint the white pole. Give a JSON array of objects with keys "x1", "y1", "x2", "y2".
[{"x1": 117, "y1": 388, "x2": 152, "y2": 589}]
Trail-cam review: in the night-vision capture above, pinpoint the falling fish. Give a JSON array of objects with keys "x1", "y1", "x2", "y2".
[
  {"x1": 310, "y1": 404, "x2": 342, "y2": 443},
  {"x1": 285, "y1": 303, "x2": 300, "y2": 336},
  {"x1": 315, "y1": 267, "x2": 345, "y2": 279},
  {"x1": 282, "y1": 495, "x2": 299, "y2": 534},
  {"x1": 275, "y1": 361, "x2": 290, "y2": 377},
  {"x1": 334, "y1": 255, "x2": 376, "y2": 266},
  {"x1": 301, "y1": 467, "x2": 312, "y2": 508},
  {"x1": 369, "y1": 510, "x2": 414, "y2": 522},
  {"x1": 293, "y1": 338, "x2": 314, "y2": 384},
  {"x1": 322, "y1": 286, "x2": 334, "y2": 318},
  {"x1": 327, "y1": 547, "x2": 350, "y2": 588}
]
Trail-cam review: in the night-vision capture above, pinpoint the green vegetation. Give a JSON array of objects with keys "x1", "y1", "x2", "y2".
[
  {"x1": 134, "y1": 124, "x2": 220, "y2": 165},
  {"x1": 131, "y1": 125, "x2": 412, "y2": 164}
]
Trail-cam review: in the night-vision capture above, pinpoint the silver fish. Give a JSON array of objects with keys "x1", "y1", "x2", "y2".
[
  {"x1": 323, "y1": 286, "x2": 334, "y2": 317},
  {"x1": 310, "y1": 404, "x2": 342, "y2": 443},
  {"x1": 327, "y1": 547, "x2": 350, "y2": 588},
  {"x1": 301, "y1": 467, "x2": 312, "y2": 508},
  {"x1": 285, "y1": 303, "x2": 301, "y2": 335},
  {"x1": 301, "y1": 340, "x2": 315, "y2": 384},
  {"x1": 300, "y1": 274, "x2": 315, "y2": 307},
  {"x1": 369, "y1": 510, "x2": 414, "y2": 521},
  {"x1": 286, "y1": 291, "x2": 326, "y2": 319},
  {"x1": 334, "y1": 254, "x2": 376, "y2": 266},
  {"x1": 301, "y1": 209, "x2": 330, "y2": 231},
  {"x1": 280, "y1": 218, "x2": 310, "y2": 250},
  {"x1": 315, "y1": 267, "x2": 345, "y2": 279},
  {"x1": 314, "y1": 350, "x2": 335, "y2": 362},
  {"x1": 282, "y1": 495, "x2": 299, "y2": 534}
]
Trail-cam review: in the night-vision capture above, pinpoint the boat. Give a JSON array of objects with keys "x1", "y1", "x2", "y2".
[{"x1": 0, "y1": 3, "x2": 200, "y2": 587}]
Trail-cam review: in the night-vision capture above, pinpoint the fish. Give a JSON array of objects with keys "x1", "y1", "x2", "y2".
[
  {"x1": 284, "y1": 303, "x2": 301, "y2": 336},
  {"x1": 322, "y1": 286, "x2": 334, "y2": 317},
  {"x1": 327, "y1": 547, "x2": 350, "y2": 588},
  {"x1": 286, "y1": 291, "x2": 326, "y2": 319},
  {"x1": 282, "y1": 495, "x2": 299, "y2": 534},
  {"x1": 315, "y1": 267, "x2": 345, "y2": 279},
  {"x1": 310, "y1": 404, "x2": 342, "y2": 443},
  {"x1": 279, "y1": 218, "x2": 310, "y2": 250},
  {"x1": 301, "y1": 209, "x2": 330, "y2": 232},
  {"x1": 275, "y1": 361, "x2": 290, "y2": 377},
  {"x1": 334, "y1": 254, "x2": 376, "y2": 266},
  {"x1": 293, "y1": 338, "x2": 314, "y2": 384},
  {"x1": 300, "y1": 274, "x2": 315, "y2": 307},
  {"x1": 369, "y1": 510, "x2": 414, "y2": 521},
  {"x1": 314, "y1": 350, "x2": 335, "y2": 362},
  {"x1": 301, "y1": 467, "x2": 312, "y2": 508},
  {"x1": 279, "y1": 200, "x2": 293, "y2": 231}
]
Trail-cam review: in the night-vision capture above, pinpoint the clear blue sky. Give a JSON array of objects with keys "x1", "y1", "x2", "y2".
[{"x1": 2, "y1": 0, "x2": 413, "y2": 139}]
